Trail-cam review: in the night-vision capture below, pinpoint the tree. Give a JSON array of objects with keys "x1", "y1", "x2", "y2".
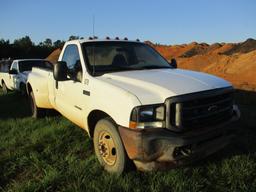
[
  {"x1": 12, "y1": 36, "x2": 34, "y2": 58},
  {"x1": 38, "y1": 42, "x2": 44, "y2": 47},
  {"x1": 0, "y1": 39, "x2": 11, "y2": 59},
  {"x1": 0, "y1": 39, "x2": 10, "y2": 46},
  {"x1": 43, "y1": 38, "x2": 52, "y2": 47},
  {"x1": 13, "y1": 36, "x2": 33, "y2": 48},
  {"x1": 53, "y1": 40, "x2": 65, "y2": 48}
]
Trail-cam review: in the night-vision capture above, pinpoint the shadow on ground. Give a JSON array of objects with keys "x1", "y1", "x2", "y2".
[
  {"x1": 0, "y1": 92, "x2": 31, "y2": 119},
  {"x1": 0, "y1": 92, "x2": 58, "y2": 119},
  {"x1": 193, "y1": 89, "x2": 256, "y2": 166},
  {"x1": 229, "y1": 89, "x2": 256, "y2": 153}
]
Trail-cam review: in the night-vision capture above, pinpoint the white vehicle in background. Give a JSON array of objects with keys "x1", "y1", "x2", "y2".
[
  {"x1": 0, "y1": 59, "x2": 52, "y2": 94},
  {"x1": 26, "y1": 38, "x2": 240, "y2": 174}
]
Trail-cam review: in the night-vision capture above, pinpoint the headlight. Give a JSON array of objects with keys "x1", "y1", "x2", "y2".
[
  {"x1": 129, "y1": 104, "x2": 165, "y2": 129},
  {"x1": 169, "y1": 102, "x2": 182, "y2": 128},
  {"x1": 175, "y1": 103, "x2": 182, "y2": 127}
]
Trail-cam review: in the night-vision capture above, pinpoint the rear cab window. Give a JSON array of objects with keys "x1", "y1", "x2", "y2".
[{"x1": 19, "y1": 60, "x2": 53, "y2": 72}]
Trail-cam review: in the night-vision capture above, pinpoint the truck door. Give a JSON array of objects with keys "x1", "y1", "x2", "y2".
[
  {"x1": 8, "y1": 61, "x2": 19, "y2": 90},
  {"x1": 54, "y1": 44, "x2": 85, "y2": 127}
]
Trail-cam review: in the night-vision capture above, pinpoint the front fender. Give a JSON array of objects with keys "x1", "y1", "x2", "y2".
[{"x1": 85, "y1": 77, "x2": 141, "y2": 131}]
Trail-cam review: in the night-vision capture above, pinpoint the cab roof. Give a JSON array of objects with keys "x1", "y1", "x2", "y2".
[
  {"x1": 13, "y1": 59, "x2": 46, "y2": 62},
  {"x1": 67, "y1": 37, "x2": 143, "y2": 44}
]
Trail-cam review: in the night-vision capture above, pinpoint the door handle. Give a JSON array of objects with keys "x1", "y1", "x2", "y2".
[{"x1": 83, "y1": 90, "x2": 90, "y2": 96}]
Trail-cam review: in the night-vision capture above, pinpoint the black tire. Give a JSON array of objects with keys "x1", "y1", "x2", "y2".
[
  {"x1": 30, "y1": 91, "x2": 45, "y2": 118},
  {"x1": 93, "y1": 118, "x2": 130, "y2": 174},
  {"x1": 2, "y1": 81, "x2": 8, "y2": 95},
  {"x1": 19, "y1": 83, "x2": 27, "y2": 96}
]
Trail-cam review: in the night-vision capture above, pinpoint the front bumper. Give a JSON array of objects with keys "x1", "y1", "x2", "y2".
[{"x1": 118, "y1": 105, "x2": 240, "y2": 171}]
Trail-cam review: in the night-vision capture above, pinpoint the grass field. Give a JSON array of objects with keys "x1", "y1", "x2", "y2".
[{"x1": 0, "y1": 89, "x2": 256, "y2": 192}]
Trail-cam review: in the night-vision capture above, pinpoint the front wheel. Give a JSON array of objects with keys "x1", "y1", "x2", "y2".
[{"x1": 93, "y1": 118, "x2": 130, "y2": 174}]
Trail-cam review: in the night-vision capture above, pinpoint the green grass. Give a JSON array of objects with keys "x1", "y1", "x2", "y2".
[{"x1": 0, "y1": 89, "x2": 256, "y2": 192}]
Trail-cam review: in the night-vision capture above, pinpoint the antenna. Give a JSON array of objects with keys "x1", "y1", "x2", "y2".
[
  {"x1": 92, "y1": 42, "x2": 95, "y2": 76},
  {"x1": 93, "y1": 15, "x2": 95, "y2": 37},
  {"x1": 92, "y1": 14, "x2": 95, "y2": 76}
]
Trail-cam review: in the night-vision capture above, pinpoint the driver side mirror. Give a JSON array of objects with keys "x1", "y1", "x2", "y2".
[
  {"x1": 53, "y1": 61, "x2": 68, "y2": 81},
  {"x1": 169, "y1": 59, "x2": 177, "y2": 69},
  {"x1": 9, "y1": 69, "x2": 18, "y2": 75}
]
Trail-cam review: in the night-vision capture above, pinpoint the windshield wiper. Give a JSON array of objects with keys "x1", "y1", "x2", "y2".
[
  {"x1": 135, "y1": 65, "x2": 171, "y2": 70},
  {"x1": 94, "y1": 65, "x2": 171, "y2": 75},
  {"x1": 95, "y1": 66, "x2": 135, "y2": 74}
]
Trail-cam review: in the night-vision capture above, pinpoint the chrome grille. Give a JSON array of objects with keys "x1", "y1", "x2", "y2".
[
  {"x1": 166, "y1": 88, "x2": 234, "y2": 131},
  {"x1": 181, "y1": 92, "x2": 233, "y2": 128}
]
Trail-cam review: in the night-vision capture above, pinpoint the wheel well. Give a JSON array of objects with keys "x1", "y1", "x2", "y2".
[
  {"x1": 20, "y1": 82, "x2": 25, "y2": 89},
  {"x1": 87, "y1": 110, "x2": 114, "y2": 137},
  {"x1": 1, "y1": 79, "x2": 5, "y2": 88},
  {"x1": 26, "y1": 83, "x2": 32, "y2": 95},
  {"x1": 20, "y1": 82, "x2": 25, "y2": 86}
]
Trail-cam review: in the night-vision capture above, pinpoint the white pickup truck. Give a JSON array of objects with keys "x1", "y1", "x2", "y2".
[
  {"x1": 0, "y1": 59, "x2": 52, "y2": 94},
  {"x1": 26, "y1": 38, "x2": 240, "y2": 173}
]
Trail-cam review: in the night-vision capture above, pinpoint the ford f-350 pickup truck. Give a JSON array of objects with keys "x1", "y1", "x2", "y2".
[
  {"x1": 0, "y1": 59, "x2": 52, "y2": 94},
  {"x1": 26, "y1": 38, "x2": 240, "y2": 174}
]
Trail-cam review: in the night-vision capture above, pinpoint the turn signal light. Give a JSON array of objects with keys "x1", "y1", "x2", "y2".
[{"x1": 129, "y1": 121, "x2": 137, "y2": 129}]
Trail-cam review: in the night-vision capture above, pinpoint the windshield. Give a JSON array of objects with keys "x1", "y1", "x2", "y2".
[
  {"x1": 19, "y1": 60, "x2": 53, "y2": 72},
  {"x1": 82, "y1": 41, "x2": 171, "y2": 75}
]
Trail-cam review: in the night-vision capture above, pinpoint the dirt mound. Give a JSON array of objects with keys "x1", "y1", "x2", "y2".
[
  {"x1": 152, "y1": 43, "x2": 210, "y2": 60},
  {"x1": 46, "y1": 48, "x2": 61, "y2": 63},
  {"x1": 205, "y1": 43, "x2": 222, "y2": 53},
  {"x1": 176, "y1": 50, "x2": 256, "y2": 90},
  {"x1": 211, "y1": 43, "x2": 235, "y2": 54},
  {"x1": 223, "y1": 38, "x2": 256, "y2": 55},
  {"x1": 148, "y1": 38, "x2": 256, "y2": 59},
  {"x1": 146, "y1": 38, "x2": 256, "y2": 90},
  {"x1": 144, "y1": 41, "x2": 154, "y2": 46},
  {"x1": 181, "y1": 43, "x2": 209, "y2": 57}
]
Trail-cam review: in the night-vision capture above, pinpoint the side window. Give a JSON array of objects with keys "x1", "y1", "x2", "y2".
[
  {"x1": 11, "y1": 62, "x2": 18, "y2": 71},
  {"x1": 62, "y1": 45, "x2": 82, "y2": 82}
]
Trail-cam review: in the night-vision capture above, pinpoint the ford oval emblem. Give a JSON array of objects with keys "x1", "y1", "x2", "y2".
[{"x1": 208, "y1": 105, "x2": 218, "y2": 112}]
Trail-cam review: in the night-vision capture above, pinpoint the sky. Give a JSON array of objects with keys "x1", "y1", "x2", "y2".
[{"x1": 0, "y1": 0, "x2": 255, "y2": 45}]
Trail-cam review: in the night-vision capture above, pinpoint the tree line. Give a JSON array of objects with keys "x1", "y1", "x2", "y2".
[{"x1": 0, "y1": 35, "x2": 81, "y2": 60}]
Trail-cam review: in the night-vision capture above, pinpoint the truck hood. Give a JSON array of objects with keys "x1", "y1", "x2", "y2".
[{"x1": 98, "y1": 69, "x2": 232, "y2": 105}]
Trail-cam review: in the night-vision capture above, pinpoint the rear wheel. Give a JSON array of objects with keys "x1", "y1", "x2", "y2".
[
  {"x1": 2, "y1": 81, "x2": 8, "y2": 95},
  {"x1": 93, "y1": 118, "x2": 130, "y2": 174},
  {"x1": 20, "y1": 83, "x2": 27, "y2": 96},
  {"x1": 30, "y1": 91, "x2": 45, "y2": 118}
]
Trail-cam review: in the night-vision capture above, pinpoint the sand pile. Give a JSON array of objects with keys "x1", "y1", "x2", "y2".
[
  {"x1": 46, "y1": 48, "x2": 62, "y2": 64},
  {"x1": 149, "y1": 38, "x2": 256, "y2": 90}
]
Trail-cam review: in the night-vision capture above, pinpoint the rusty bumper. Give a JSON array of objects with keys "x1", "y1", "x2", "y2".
[{"x1": 118, "y1": 113, "x2": 239, "y2": 171}]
